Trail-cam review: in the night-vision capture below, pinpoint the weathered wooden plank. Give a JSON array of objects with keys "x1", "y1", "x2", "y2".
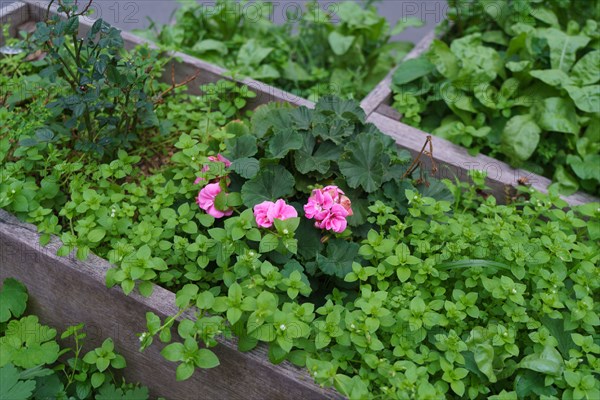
[
  {"x1": 0, "y1": 1, "x2": 29, "y2": 43},
  {"x1": 361, "y1": 29, "x2": 436, "y2": 117},
  {"x1": 367, "y1": 112, "x2": 598, "y2": 206},
  {"x1": 0, "y1": 209, "x2": 343, "y2": 400}
]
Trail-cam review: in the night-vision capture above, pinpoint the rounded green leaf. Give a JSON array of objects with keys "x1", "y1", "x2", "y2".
[{"x1": 195, "y1": 348, "x2": 220, "y2": 369}]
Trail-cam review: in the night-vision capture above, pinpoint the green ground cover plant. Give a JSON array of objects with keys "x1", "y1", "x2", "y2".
[
  {"x1": 138, "y1": 0, "x2": 421, "y2": 101},
  {"x1": 0, "y1": 278, "x2": 152, "y2": 400},
  {"x1": 391, "y1": 0, "x2": 600, "y2": 197},
  {"x1": 1, "y1": 2, "x2": 599, "y2": 399}
]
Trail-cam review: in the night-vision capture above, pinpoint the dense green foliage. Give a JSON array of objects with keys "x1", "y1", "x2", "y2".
[
  {"x1": 139, "y1": 0, "x2": 419, "y2": 101},
  {"x1": 0, "y1": 278, "x2": 151, "y2": 400},
  {"x1": 392, "y1": 0, "x2": 600, "y2": 196},
  {"x1": 1, "y1": 3, "x2": 599, "y2": 399}
]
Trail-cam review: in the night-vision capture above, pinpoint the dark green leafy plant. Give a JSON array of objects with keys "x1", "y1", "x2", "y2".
[
  {"x1": 140, "y1": 0, "x2": 420, "y2": 100},
  {"x1": 26, "y1": 0, "x2": 169, "y2": 158},
  {"x1": 392, "y1": 0, "x2": 600, "y2": 196},
  {"x1": 0, "y1": 278, "x2": 151, "y2": 400}
]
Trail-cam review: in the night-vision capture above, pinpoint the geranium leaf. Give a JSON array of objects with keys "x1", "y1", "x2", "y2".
[
  {"x1": 241, "y1": 165, "x2": 295, "y2": 207},
  {"x1": 0, "y1": 278, "x2": 28, "y2": 323},
  {"x1": 339, "y1": 134, "x2": 386, "y2": 193}
]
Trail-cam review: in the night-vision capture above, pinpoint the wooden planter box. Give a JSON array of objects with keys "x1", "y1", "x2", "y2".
[
  {"x1": 1, "y1": 2, "x2": 341, "y2": 399},
  {"x1": 360, "y1": 25, "x2": 598, "y2": 206}
]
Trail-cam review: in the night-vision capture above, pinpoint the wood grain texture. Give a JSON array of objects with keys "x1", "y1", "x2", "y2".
[
  {"x1": 367, "y1": 113, "x2": 599, "y2": 205},
  {"x1": 360, "y1": 30, "x2": 436, "y2": 117},
  {"x1": 0, "y1": 209, "x2": 343, "y2": 400}
]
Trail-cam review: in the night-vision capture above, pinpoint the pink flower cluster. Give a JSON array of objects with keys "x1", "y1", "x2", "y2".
[
  {"x1": 194, "y1": 154, "x2": 231, "y2": 184},
  {"x1": 304, "y1": 186, "x2": 353, "y2": 233},
  {"x1": 253, "y1": 200, "x2": 298, "y2": 228},
  {"x1": 196, "y1": 154, "x2": 233, "y2": 218}
]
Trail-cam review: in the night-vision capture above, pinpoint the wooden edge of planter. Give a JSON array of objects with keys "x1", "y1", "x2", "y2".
[
  {"x1": 367, "y1": 113, "x2": 599, "y2": 206},
  {"x1": 0, "y1": 209, "x2": 343, "y2": 400},
  {"x1": 360, "y1": 29, "x2": 436, "y2": 118},
  {"x1": 18, "y1": 0, "x2": 314, "y2": 110},
  {"x1": 0, "y1": 0, "x2": 29, "y2": 41}
]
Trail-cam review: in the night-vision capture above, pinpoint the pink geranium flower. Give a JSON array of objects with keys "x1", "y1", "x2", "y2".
[
  {"x1": 195, "y1": 154, "x2": 231, "y2": 184},
  {"x1": 254, "y1": 199, "x2": 298, "y2": 228},
  {"x1": 197, "y1": 183, "x2": 233, "y2": 218},
  {"x1": 316, "y1": 204, "x2": 349, "y2": 233},
  {"x1": 304, "y1": 185, "x2": 352, "y2": 233}
]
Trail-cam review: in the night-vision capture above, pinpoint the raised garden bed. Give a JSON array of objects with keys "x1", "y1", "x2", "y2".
[
  {"x1": 2, "y1": 1, "x2": 599, "y2": 400},
  {"x1": 0, "y1": 2, "x2": 340, "y2": 398},
  {"x1": 360, "y1": 3, "x2": 600, "y2": 206}
]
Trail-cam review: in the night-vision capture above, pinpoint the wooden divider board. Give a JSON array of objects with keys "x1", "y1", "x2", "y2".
[
  {"x1": 361, "y1": 30, "x2": 435, "y2": 119},
  {"x1": 367, "y1": 113, "x2": 599, "y2": 205},
  {"x1": 1, "y1": 2, "x2": 340, "y2": 398}
]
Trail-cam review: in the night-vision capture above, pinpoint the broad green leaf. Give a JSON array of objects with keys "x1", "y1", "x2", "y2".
[
  {"x1": 225, "y1": 135, "x2": 257, "y2": 160},
  {"x1": 315, "y1": 97, "x2": 365, "y2": 122},
  {"x1": 519, "y1": 345, "x2": 564, "y2": 376},
  {"x1": 0, "y1": 278, "x2": 28, "y2": 323},
  {"x1": 393, "y1": 56, "x2": 435, "y2": 85},
  {"x1": 501, "y1": 114, "x2": 541, "y2": 161},
  {"x1": 536, "y1": 28, "x2": 590, "y2": 72},
  {"x1": 535, "y1": 97, "x2": 579, "y2": 134},
  {"x1": 237, "y1": 39, "x2": 273, "y2": 66},
  {"x1": 472, "y1": 344, "x2": 497, "y2": 382},
  {"x1": 1, "y1": 316, "x2": 60, "y2": 369},
  {"x1": 267, "y1": 128, "x2": 303, "y2": 158},
  {"x1": 515, "y1": 370, "x2": 558, "y2": 398},
  {"x1": 567, "y1": 154, "x2": 600, "y2": 181},
  {"x1": 230, "y1": 157, "x2": 260, "y2": 179},
  {"x1": 529, "y1": 69, "x2": 572, "y2": 88},
  {"x1": 161, "y1": 343, "x2": 185, "y2": 362},
  {"x1": 241, "y1": 165, "x2": 295, "y2": 207},
  {"x1": 0, "y1": 364, "x2": 36, "y2": 400},
  {"x1": 428, "y1": 39, "x2": 459, "y2": 79},
  {"x1": 282, "y1": 61, "x2": 312, "y2": 82},
  {"x1": 328, "y1": 32, "x2": 355, "y2": 56},
  {"x1": 176, "y1": 362, "x2": 194, "y2": 381},
  {"x1": 339, "y1": 134, "x2": 386, "y2": 192},
  {"x1": 564, "y1": 85, "x2": 600, "y2": 113},
  {"x1": 571, "y1": 50, "x2": 600, "y2": 85},
  {"x1": 195, "y1": 348, "x2": 220, "y2": 369},
  {"x1": 316, "y1": 240, "x2": 359, "y2": 279},
  {"x1": 192, "y1": 39, "x2": 228, "y2": 55}
]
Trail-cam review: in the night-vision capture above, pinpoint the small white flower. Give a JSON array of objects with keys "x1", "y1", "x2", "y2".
[
  {"x1": 350, "y1": 324, "x2": 356, "y2": 329},
  {"x1": 313, "y1": 371, "x2": 318, "y2": 377},
  {"x1": 280, "y1": 324, "x2": 286, "y2": 331},
  {"x1": 413, "y1": 195, "x2": 418, "y2": 201},
  {"x1": 283, "y1": 229, "x2": 289, "y2": 235},
  {"x1": 139, "y1": 332, "x2": 147, "y2": 342},
  {"x1": 11, "y1": 189, "x2": 15, "y2": 194},
  {"x1": 191, "y1": 156, "x2": 196, "y2": 161},
  {"x1": 503, "y1": 332, "x2": 508, "y2": 337},
  {"x1": 511, "y1": 288, "x2": 517, "y2": 294},
  {"x1": 249, "y1": 251, "x2": 255, "y2": 257}
]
